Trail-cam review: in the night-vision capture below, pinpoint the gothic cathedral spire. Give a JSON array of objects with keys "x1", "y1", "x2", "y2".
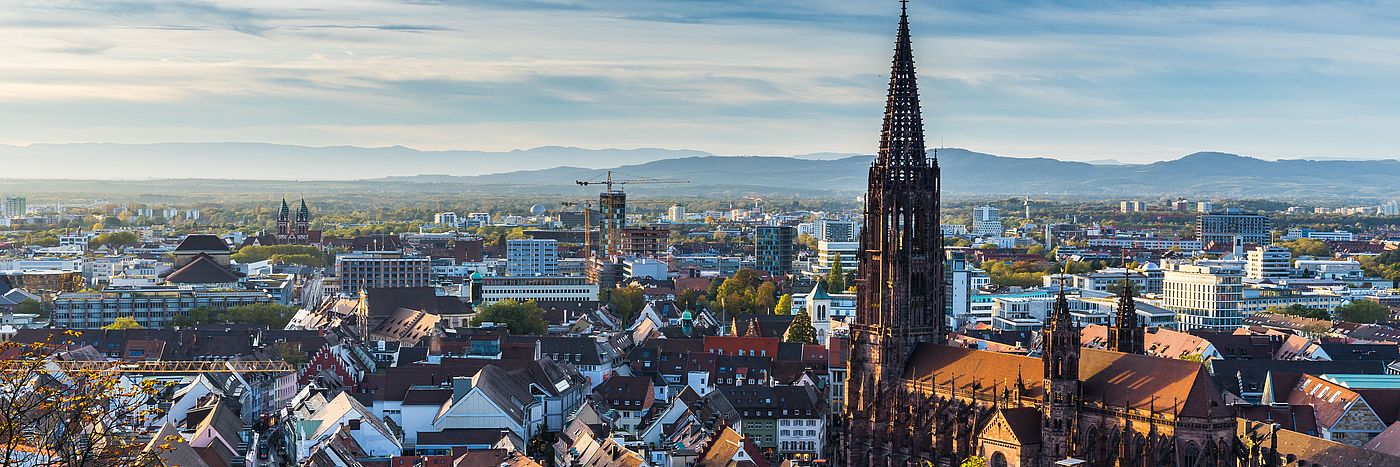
[
  {"x1": 843, "y1": 2, "x2": 945, "y2": 464},
  {"x1": 1042, "y1": 278, "x2": 1081, "y2": 461},
  {"x1": 1107, "y1": 262, "x2": 1146, "y2": 354}
]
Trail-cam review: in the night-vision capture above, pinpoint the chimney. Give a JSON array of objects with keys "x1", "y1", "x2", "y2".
[{"x1": 452, "y1": 376, "x2": 473, "y2": 403}]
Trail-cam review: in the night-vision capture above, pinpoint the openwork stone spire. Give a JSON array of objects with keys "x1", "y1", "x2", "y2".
[{"x1": 879, "y1": 0, "x2": 928, "y2": 169}]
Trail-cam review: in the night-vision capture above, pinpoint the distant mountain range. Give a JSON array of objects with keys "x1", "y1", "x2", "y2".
[{"x1": 0, "y1": 142, "x2": 1397, "y2": 197}]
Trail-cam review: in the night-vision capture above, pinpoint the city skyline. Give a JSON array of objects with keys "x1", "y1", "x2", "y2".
[{"x1": 4, "y1": 1, "x2": 1400, "y2": 164}]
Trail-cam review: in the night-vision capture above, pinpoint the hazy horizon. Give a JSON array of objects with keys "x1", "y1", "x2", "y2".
[{"x1": 5, "y1": 1, "x2": 1400, "y2": 164}]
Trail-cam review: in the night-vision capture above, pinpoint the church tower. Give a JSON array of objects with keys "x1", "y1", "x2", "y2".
[
  {"x1": 1106, "y1": 268, "x2": 1146, "y2": 354},
  {"x1": 1042, "y1": 281, "x2": 1081, "y2": 462},
  {"x1": 843, "y1": 1, "x2": 945, "y2": 464},
  {"x1": 276, "y1": 198, "x2": 291, "y2": 240},
  {"x1": 295, "y1": 198, "x2": 311, "y2": 241}
]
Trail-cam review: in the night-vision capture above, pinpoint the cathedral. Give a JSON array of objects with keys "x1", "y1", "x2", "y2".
[{"x1": 839, "y1": 4, "x2": 1238, "y2": 466}]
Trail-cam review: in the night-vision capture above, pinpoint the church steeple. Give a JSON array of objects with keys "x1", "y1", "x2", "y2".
[
  {"x1": 1041, "y1": 277, "x2": 1081, "y2": 461},
  {"x1": 1107, "y1": 260, "x2": 1146, "y2": 354},
  {"x1": 843, "y1": 2, "x2": 945, "y2": 464},
  {"x1": 276, "y1": 198, "x2": 291, "y2": 238},
  {"x1": 879, "y1": 0, "x2": 928, "y2": 169}
]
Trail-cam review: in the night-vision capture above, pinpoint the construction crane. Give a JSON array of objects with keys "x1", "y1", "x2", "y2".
[
  {"x1": 2, "y1": 359, "x2": 296, "y2": 374},
  {"x1": 560, "y1": 200, "x2": 594, "y2": 259},
  {"x1": 575, "y1": 170, "x2": 688, "y2": 258}
]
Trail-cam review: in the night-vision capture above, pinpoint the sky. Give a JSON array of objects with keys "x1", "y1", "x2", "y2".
[{"x1": 4, "y1": 0, "x2": 1400, "y2": 163}]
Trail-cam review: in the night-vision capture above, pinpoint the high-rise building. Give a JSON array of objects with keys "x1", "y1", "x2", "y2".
[
  {"x1": 1197, "y1": 211, "x2": 1272, "y2": 246},
  {"x1": 1120, "y1": 200, "x2": 1144, "y2": 213},
  {"x1": 335, "y1": 252, "x2": 432, "y2": 296},
  {"x1": 667, "y1": 204, "x2": 686, "y2": 223},
  {"x1": 972, "y1": 205, "x2": 1002, "y2": 236},
  {"x1": 754, "y1": 226, "x2": 796, "y2": 275},
  {"x1": 1245, "y1": 245, "x2": 1291, "y2": 280},
  {"x1": 506, "y1": 239, "x2": 559, "y2": 276},
  {"x1": 816, "y1": 219, "x2": 858, "y2": 242},
  {"x1": 596, "y1": 191, "x2": 627, "y2": 258},
  {"x1": 618, "y1": 227, "x2": 668, "y2": 259},
  {"x1": 1, "y1": 197, "x2": 27, "y2": 218},
  {"x1": 434, "y1": 212, "x2": 459, "y2": 225},
  {"x1": 1162, "y1": 260, "x2": 1244, "y2": 330},
  {"x1": 1197, "y1": 200, "x2": 1213, "y2": 213},
  {"x1": 813, "y1": 241, "x2": 858, "y2": 277}
]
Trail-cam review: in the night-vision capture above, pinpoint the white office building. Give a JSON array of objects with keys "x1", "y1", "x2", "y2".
[
  {"x1": 811, "y1": 241, "x2": 858, "y2": 277},
  {"x1": 506, "y1": 239, "x2": 559, "y2": 276},
  {"x1": 434, "y1": 212, "x2": 459, "y2": 225},
  {"x1": 1245, "y1": 246, "x2": 1292, "y2": 280},
  {"x1": 972, "y1": 206, "x2": 1002, "y2": 236},
  {"x1": 1162, "y1": 260, "x2": 1244, "y2": 331},
  {"x1": 816, "y1": 220, "x2": 858, "y2": 242}
]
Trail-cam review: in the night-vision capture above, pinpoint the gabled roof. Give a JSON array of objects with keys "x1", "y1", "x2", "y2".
[
  {"x1": 370, "y1": 307, "x2": 439, "y2": 346},
  {"x1": 985, "y1": 407, "x2": 1041, "y2": 445},
  {"x1": 1286, "y1": 374, "x2": 1369, "y2": 429},
  {"x1": 1239, "y1": 419, "x2": 1400, "y2": 467},
  {"x1": 175, "y1": 234, "x2": 230, "y2": 252},
  {"x1": 1364, "y1": 422, "x2": 1400, "y2": 457},
  {"x1": 164, "y1": 253, "x2": 242, "y2": 284},
  {"x1": 458, "y1": 365, "x2": 535, "y2": 425},
  {"x1": 902, "y1": 344, "x2": 1228, "y2": 418}
]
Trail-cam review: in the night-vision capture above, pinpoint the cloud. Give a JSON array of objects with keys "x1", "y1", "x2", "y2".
[{"x1": 0, "y1": 0, "x2": 1397, "y2": 162}]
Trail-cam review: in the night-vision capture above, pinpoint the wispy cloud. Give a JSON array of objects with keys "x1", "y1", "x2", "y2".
[{"x1": 0, "y1": 0, "x2": 1397, "y2": 162}]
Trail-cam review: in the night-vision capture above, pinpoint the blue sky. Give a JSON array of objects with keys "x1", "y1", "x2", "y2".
[{"x1": 3, "y1": 0, "x2": 1400, "y2": 162}]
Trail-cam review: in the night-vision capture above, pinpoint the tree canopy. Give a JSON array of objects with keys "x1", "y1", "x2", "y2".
[
  {"x1": 783, "y1": 310, "x2": 818, "y2": 344},
  {"x1": 1276, "y1": 238, "x2": 1331, "y2": 258},
  {"x1": 607, "y1": 285, "x2": 647, "y2": 326},
  {"x1": 169, "y1": 303, "x2": 299, "y2": 328},
  {"x1": 232, "y1": 245, "x2": 327, "y2": 266},
  {"x1": 712, "y1": 269, "x2": 781, "y2": 315},
  {"x1": 774, "y1": 294, "x2": 793, "y2": 315},
  {"x1": 102, "y1": 317, "x2": 144, "y2": 330},
  {"x1": 1267, "y1": 303, "x2": 1330, "y2": 321},
  {"x1": 1336, "y1": 300, "x2": 1391, "y2": 324},
  {"x1": 470, "y1": 299, "x2": 548, "y2": 335},
  {"x1": 91, "y1": 231, "x2": 140, "y2": 250},
  {"x1": 826, "y1": 253, "x2": 846, "y2": 292}
]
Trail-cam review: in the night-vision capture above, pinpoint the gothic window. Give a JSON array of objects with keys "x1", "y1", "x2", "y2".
[
  {"x1": 1183, "y1": 441, "x2": 1200, "y2": 467},
  {"x1": 990, "y1": 452, "x2": 1008, "y2": 467}
]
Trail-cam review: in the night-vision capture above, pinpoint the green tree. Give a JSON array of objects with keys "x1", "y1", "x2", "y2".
[
  {"x1": 774, "y1": 294, "x2": 793, "y2": 315},
  {"x1": 783, "y1": 310, "x2": 818, "y2": 344},
  {"x1": 268, "y1": 253, "x2": 323, "y2": 267},
  {"x1": 470, "y1": 299, "x2": 548, "y2": 335},
  {"x1": 752, "y1": 281, "x2": 777, "y2": 314},
  {"x1": 959, "y1": 456, "x2": 988, "y2": 467},
  {"x1": 1276, "y1": 238, "x2": 1331, "y2": 258},
  {"x1": 102, "y1": 317, "x2": 144, "y2": 330},
  {"x1": 1267, "y1": 304, "x2": 1329, "y2": 320},
  {"x1": 271, "y1": 341, "x2": 310, "y2": 367},
  {"x1": 1336, "y1": 300, "x2": 1391, "y2": 324},
  {"x1": 676, "y1": 289, "x2": 703, "y2": 313},
  {"x1": 1106, "y1": 281, "x2": 1140, "y2": 297},
  {"x1": 826, "y1": 253, "x2": 846, "y2": 293},
  {"x1": 232, "y1": 245, "x2": 325, "y2": 264},
  {"x1": 91, "y1": 231, "x2": 140, "y2": 251},
  {"x1": 15, "y1": 299, "x2": 45, "y2": 319},
  {"x1": 608, "y1": 286, "x2": 647, "y2": 326}
]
